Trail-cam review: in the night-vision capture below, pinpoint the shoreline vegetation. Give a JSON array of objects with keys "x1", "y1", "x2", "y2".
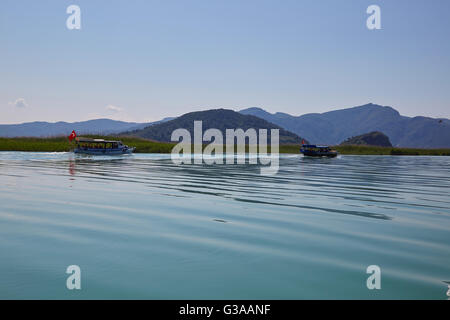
[{"x1": 1, "y1": 136, "x2": 450, "y2": 156}]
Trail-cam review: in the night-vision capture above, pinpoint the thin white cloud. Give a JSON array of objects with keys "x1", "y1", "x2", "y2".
[
  {"x1": 105, "y1": 105, "x2": 123, "y2": 113},
  {"x1": 100, "y1": 104, "x2": 136, "y2": 122},
  {"x1": 9, "y1": 98, "x2": 28, "y2": 108}
]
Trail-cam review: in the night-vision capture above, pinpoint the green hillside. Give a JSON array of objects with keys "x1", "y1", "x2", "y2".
[
  {"x1": 126, "y1": 109, "x2": 305, "y2": 145},
  {"x1": 340, "y1": 131, "x2": 392, "y2": 147}
]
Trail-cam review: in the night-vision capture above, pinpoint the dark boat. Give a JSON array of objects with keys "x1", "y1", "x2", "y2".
[{"x1": 300, "y1": 144, "x2": 338, "y2": 158}]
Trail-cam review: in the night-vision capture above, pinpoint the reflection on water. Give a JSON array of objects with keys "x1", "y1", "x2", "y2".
[{"x1": 0, "y1": 152, "x2": 449, "y2": 299}]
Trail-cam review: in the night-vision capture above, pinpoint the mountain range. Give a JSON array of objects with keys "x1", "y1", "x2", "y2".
[
  {"x1": 240, "y1": 103, "x2": 450, "y2": 148},
  {"x1": 1, "y1": 103, "x2": 449, "y2": 148},
  {"x1": 127, "y1": 109, "x2": 304, "y2": 144},
  {"x1": 0, "y1": 117, "x2": 174, "y2": 138}
]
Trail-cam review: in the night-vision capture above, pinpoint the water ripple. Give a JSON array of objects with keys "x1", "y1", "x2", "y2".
[{"x1": 0, "y1": 152, "x2": 449, "y2": 299}]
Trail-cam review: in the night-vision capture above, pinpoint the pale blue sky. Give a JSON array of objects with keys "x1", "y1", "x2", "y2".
[{"x1": 1, "y1": 0, "x2": 449, "y2": 124}]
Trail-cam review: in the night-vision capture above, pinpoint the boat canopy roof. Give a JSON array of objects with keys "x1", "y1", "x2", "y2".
[
  {"x1": 77, "y1": 138, "x2": 121, "y2": 144},
  {"x1": 302, "y1": 144, "x2": 330, "y2": 149}
]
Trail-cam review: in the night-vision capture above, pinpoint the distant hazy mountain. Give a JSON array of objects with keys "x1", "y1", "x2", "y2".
[
  {"x1": 240, "y1": 104, "x2": 450, "y2": 148},
  {"x1": 4, "y1": 103, "x2": 449, "y2": 148},
  {"x1": 127, "y1": 109, "x2": 304, "y2": 144},
  {"x1": 340, "y1": 131, "x2": 392, "y2": 147},
  {"x1": 0, "y1": 117, "x2": 174, "y2": 138}
]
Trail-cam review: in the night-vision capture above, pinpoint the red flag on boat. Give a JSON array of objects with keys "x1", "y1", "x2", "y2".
[
  {"x1": 302, "y1": 139, "x2": 305, "y2": 145},
  {"x1": 68, "y1": 130, "x2": 77, "y2": 142}
]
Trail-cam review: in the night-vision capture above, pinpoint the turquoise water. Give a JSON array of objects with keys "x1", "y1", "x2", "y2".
[{"x1": 0, "y1": 152, "x2": 449, "y2": 299}]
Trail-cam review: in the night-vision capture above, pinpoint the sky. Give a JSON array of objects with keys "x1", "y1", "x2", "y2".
[{"x1": 1, "y1": 0, "x2": 449, "y2": 124}]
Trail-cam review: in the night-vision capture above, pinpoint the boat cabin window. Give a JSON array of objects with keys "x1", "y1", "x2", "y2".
[{"x1": 77, "y1": 140, "x2": 122, "y2": 149}]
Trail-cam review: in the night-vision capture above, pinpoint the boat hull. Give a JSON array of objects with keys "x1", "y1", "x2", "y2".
[{"x1": 301, "y1": 151, "x2": 338, "y2": 158}]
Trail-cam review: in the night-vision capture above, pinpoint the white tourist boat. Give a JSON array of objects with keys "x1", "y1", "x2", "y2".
[{"x1": 74, "y1": 138, "x2": 135, "y2": 155}]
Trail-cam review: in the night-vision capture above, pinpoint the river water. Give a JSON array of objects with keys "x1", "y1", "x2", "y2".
[{"x1": 0, "y1": 152, "x2": 449, "y2": 299}]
